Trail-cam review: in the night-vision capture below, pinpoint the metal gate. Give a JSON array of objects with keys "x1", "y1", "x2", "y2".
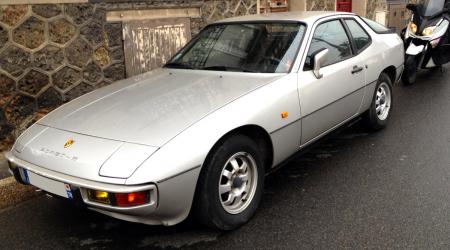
[{"x1": 123, "y1": 18, "x2": 191, "y2": 77}]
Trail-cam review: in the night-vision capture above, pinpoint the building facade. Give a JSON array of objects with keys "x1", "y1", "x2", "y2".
[{"x1": 0, "y1": 0, "x2": 412, "y2": 150}]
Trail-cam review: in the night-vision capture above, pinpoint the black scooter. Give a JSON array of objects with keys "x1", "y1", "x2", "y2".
[{"x1": 401, "y1": 0, "x2": 450, "y2": 85}]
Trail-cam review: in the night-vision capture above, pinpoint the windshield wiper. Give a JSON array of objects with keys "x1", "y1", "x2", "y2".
[
  {"x1": 202, "y1": 65, "x2": 256, "y2": 73},
  {"x1": 164, "y1": 62, "x2": 193, "y2": 69}
]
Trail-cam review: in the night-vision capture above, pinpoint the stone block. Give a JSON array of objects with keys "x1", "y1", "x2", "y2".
[
  {"x1": 82, "y1": 62, "x2": 102, "y2": 84},
  {"x1": 65, "y1": 4, "x2": 94, "y2": 26},
  {"x1": 93, "y1": 46, "x2": 110, "y2": 68},
  {"x1": 32, "y1": 4, "x2": 62, "y2": 19},
  {"x1": 104, "y1": 62, "x2": 125, "y2": 81},
  {"x1": 0, "y1": 73, "x2": 16, "y2": 107},
  {"x1": 0, "y1": 107, "x2": 6, "y2": 124},
  {"x1": 4, "y1": 94, "x2": 35, "y2": 126},
  {"x1": 49, "y1": 18, "x2": 76, "y2": 45},
  {"x1": 0, "y1": 45, "x2": 31, "y2": 77},
  {"x1": 92, "y1": 7, "x2": 106, "y2": 24},
  {"x1": 65, "y1": 82, "x2": 93, "y2": 101},
  {"x1": 13, "y1": 16, "x2": 46, "y2": 50},
  {"x1": 65, "y1": 37, "x2": 92, "y2": 68},
  {"x1": 104, "y1": 22, "x2": 122, "y2": 47},
  {"x1": 0, "y1": 122, "x2": 13, "y2": 141},
  {"x1": 52, "y1": 66, "x2": 81, "y2": 91},
  {"x1": 0, "y1": 25, "x2": 8, "y2": 49},
  {"x1": 37, "y1": 87, "x2": 62, "y2": 109},
  {"x1": 0, "y1": 5, "x2": 28, "y2": 27},
  {"x1": 109, "y1": 47, "x2": 124, "y2": 61},
  {"x1": 81, "y1": 21, "x2": 104, "y2": 46},
  {"x1": 32, "y1": 45, "x2": 64, "y2": 72},
  {"x1": 234, "y1": 2, "x2": 248, "y2": 16},
  {"x1": 18, "y1": 70, "x2": 49, "y2": 96}
]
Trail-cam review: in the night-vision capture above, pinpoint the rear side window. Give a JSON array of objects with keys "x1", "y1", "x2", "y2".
[
  {"x1": 344, "y1": 19, "x2": 371, "y2": 52},
  {"x1": 305, "y1": 20, "x2": 352, "y2": 69},
  {"x1": 361, "y1": 17, "x2": 392, "y2": 34}
]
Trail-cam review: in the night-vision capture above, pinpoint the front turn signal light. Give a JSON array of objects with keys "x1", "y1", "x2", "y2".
[
  {"x1": 86, "y1": 189, "x2": 150, "y2": 207},
  {"x1": 87, "y1": 190, "x2": 111, "y2": 205},
  {"x1": 409, "y1": 22, "x2": 418, "y2": 34}
]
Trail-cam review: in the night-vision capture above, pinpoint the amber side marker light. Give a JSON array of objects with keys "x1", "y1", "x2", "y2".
[{"x1": 87, "y1": 189, "x2": 150, "y2": 207}]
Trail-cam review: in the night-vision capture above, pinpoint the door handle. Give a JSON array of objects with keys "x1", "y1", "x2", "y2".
[{"x1": 351, "y1": 66, "x2": 364, "y2": 74}]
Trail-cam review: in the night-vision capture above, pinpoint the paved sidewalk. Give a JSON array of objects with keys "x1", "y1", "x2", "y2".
[
  {"x1": 0, "y1": 151, "x2": 40, "y2": 209},
  {"x1": 0, "y1": 153, "x2": 10, "y2": 180}
]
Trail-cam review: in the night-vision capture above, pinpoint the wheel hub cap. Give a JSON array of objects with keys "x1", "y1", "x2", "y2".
[{"x1": 232, "y1": 177, "x2": 243, "y2": 188}]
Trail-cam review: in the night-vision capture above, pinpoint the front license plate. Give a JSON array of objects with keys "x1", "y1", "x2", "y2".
[{"x1": 23, "y1": 169, "x2": 73, "y2": 199}]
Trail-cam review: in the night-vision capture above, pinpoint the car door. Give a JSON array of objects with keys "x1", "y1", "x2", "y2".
[{"x1": 298, "y1": 18, "x2": 367, "y2": 144}]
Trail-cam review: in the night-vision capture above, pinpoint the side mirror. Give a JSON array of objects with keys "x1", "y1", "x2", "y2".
[
  {"x1": 313, "y1": 48, "x2": 329, "y2": 79},
  {"x1": 406, "y1": 4, "x2": 417, "y2": 12}
]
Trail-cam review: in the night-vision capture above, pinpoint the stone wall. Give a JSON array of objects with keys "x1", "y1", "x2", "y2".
[
  {"x1": 0, "y1": 4, "x2": 125, "y2": 150},
  {"x1": 366, "y1": 0, "x2": 388, "y2": 20},
  {"x1": 306, "y1": 0, "x2": 335, "y2": 11},
  {"x1": 0, "y1": 1, "x2": 257, "y2": 151}
]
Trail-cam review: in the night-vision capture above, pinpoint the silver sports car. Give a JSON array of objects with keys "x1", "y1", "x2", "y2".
[{"x1": 5, "y1": 12, "x2": 403, "y2": 230}]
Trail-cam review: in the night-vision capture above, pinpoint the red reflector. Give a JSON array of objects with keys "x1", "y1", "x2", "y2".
[{"x1": 114, "y1": 191, "x2": 148, "y2": 207}]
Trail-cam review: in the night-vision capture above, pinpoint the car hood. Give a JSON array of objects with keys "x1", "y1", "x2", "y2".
[{"x1": 38, "y1": 68, "x2": 284, "y2": 147}]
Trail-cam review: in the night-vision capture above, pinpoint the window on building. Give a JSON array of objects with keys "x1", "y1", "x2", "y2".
[
  {"x1": 305, "y1": 20, "x2": 352, "y2": 69},
  {"x1": 345, "y1": 19, "x2": 371, "y2": 52}
]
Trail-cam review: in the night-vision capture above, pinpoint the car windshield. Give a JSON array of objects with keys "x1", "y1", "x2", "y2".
[
  {"x1": 419, "y1": 0, "x2": 445, "y2": 16},
  {"x1": 165, "y1": 22, "x2": 306, "y2": 73}
]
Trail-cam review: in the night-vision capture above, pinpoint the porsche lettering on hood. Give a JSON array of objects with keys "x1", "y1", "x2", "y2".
[{"x1": 38, "y1": 69, "x2": 284, "y2": 147}]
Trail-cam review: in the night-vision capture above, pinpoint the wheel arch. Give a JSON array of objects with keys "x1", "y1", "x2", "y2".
[
  {"x1": 204, "y1": 125, "x2": 274, "y2": 172},
  {"x1": 382, "y1": 65, "x2": 397, "y2": 84}
]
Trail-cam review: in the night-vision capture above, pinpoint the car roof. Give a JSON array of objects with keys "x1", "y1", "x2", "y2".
[{"x1": 215, "y1": 11, "x2": 357, "y2": 25}]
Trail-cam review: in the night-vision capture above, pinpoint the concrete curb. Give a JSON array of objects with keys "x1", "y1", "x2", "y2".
[
  {"x1": 0, "y1": 153, "x2": 41, "y2": 209},
  {"x1": 0, "y1": 153, "x2": 10, "y2": 179}
]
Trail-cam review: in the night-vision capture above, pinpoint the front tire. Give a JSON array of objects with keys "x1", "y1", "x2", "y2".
[
  {"x1": 363, "y1": 73, "x2": 393, "y2": 131},
  {"x1": 193, "y1": 135, "x2": 265, "y2": 230},
  {"x1": 402, "y1": 55, "x2": 418, "y2": 85}
]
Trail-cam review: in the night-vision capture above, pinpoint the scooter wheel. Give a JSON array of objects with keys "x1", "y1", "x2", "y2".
[{"x1": 402, "y1": 56, "x2": 418, "y2": 86}]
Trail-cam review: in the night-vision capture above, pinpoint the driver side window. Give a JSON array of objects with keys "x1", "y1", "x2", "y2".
[{"x1": 304, "y1": 20, "x2": 352, "y2": 70}]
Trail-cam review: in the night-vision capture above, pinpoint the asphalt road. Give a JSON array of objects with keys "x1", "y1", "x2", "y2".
[{"x1": 0, "y1": 67, "x2": 449, "y2": 250}]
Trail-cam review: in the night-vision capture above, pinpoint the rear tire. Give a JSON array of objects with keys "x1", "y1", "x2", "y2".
[
  {"x1": 193, "y1": 135, "x2": 265, "y2": 230},
  {"x1": 363, "y1": 73, "x2": 393, "y2": 131},
  {"x1": 402, "y1": 55, "x2": 418, "y2": 86}
]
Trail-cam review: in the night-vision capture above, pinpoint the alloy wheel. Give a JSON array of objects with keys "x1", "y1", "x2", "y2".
[
  {"x1": 218, "y1": 152, "x2": 258, "y2": 214},
  {"x1": 375, "y1": 82, "x2": 392, "y2": 121}
]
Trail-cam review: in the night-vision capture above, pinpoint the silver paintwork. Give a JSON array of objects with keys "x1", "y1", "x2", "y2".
[
  {"x1": 313, "y1": 48, "x2": 329, "y2": 79},
  {"x1": 4, "y1": 11, "x2": 404, "y2": 226}
]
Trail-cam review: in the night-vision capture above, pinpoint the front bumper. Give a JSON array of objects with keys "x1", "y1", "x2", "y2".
[{"x1": 4, "y1": 151, "x2": 158, "y2": 218}]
